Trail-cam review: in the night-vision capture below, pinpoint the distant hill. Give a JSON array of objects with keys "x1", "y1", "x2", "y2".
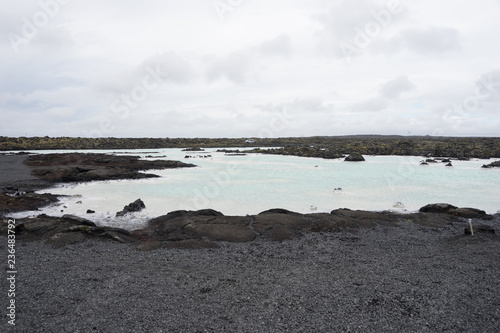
[{"x1": 1, "y1": 136, "x2": 499, "y2": 159}]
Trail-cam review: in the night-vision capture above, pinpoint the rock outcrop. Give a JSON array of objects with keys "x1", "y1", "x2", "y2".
[
  {"x1": 344, "y1": 153, "x2": 365, "y2": 162},
  {"x1": 0, "y1": 192, "x2": 59, "y2": 216},
  {"x1": 3, "y1": 205, "x2": 496, "y2": 250},
  {"x1": 116, "y1": 199, "x2": 146, "y2": 217},
  {"x1": 25, "y1": 153, "x2": 195, "y2": 183},
  {"x1": 1, "y1": 214, "x2": 137, "y2": 248},
  {"x1": 419, "y1": 203, "x2": 492, "y2": 219},
  {"x1": 482, "y1": 160, "x2": 500, "y2": 168},
  {"x1": 419, "y1": 203, "x2": 458, "y2": 213}
]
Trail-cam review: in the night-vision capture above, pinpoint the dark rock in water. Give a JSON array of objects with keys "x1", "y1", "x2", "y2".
[
  {"x1": 426, "y1": 159, "x2": 438, "y2": 163},
  {"x1": 464, "y1": 224, "x2": 495, "y2": 235},
  {"x1": 182, "y1": 147, "x2": 204, "y2": 152},
  {"x1": 116, "y1": 199, "x2": 146, "y2": 217},
  {"x1": 344, "y1": 153, "x2": 365, "y2": 162},
  {"x1": 482, "y1": 160, "x2": 500, "y2": 168},
  {"x1": 420, "y1": 161, "x2": 429, "y2": 165},
  {"x1": 445, "y1": 162, "x2": 453, "y2": 167},
  {"x1": 86, "y1": 209, "x2": 95, "y2": 214},
  {"x1": 442, "y1": 158, "x2": 451, "y2": 163},
  {"x1": 419, "y1": 203, "x2": 457, "y2": 213}
]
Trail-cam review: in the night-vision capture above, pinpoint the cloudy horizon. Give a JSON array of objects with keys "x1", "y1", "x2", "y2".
[{"x1": 1, "y1": 0, "x2": 499, "y2": 138}]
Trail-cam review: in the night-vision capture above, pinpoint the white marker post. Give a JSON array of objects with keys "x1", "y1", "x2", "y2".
[{"x1": 468, "y1": 218, "x2": 474, "y2": 236}]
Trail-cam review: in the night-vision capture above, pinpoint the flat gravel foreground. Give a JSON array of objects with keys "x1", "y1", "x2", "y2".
[{"x1": 1, "y1": 220, "x2": 499, "y2": 332}]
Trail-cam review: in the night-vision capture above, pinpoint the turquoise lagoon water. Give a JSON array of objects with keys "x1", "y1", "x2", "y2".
[{"x1": 12, "y1": 148, "x2": 500, "y2": 229}]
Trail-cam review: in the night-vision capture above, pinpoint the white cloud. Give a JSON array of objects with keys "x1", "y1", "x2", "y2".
[
  {"x1": 205, "y1": 51, "x2": 252, "y2": 84},
  {"x1": 349, "y1": 98, "x2": 389, "y2": 113},
  {"x1": 43, "y1": 107, "x2": 76, "y2": 118},
  {"x1": 379, "y1": 75, "x2": 415, "y2": 99},
  {"x1": 400, "y1": 26, "x2": 461, "y2": 55},
  {"x1": 260, "y1": 34, "x2": 292, "y2": 57},
  {"x1": 1, "y1": 0, "x2": 500, "y2": 137}
]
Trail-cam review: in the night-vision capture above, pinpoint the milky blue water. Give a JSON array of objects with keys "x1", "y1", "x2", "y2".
[{"x1": 12, "y1": 148, "x2": 500, "y2": 229}]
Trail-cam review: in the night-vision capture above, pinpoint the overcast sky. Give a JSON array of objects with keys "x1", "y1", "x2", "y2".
[{"x1": 1, "y1": 0, "x2": 499, "y2": 138}]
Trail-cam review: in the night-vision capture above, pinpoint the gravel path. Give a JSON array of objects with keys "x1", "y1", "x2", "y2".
[
  {"x1": 1, "y1": 219, "x2": 499, "y2": 332},
  {"x1": 0, "y1": 155, "x2": 51, "y2": 192}
]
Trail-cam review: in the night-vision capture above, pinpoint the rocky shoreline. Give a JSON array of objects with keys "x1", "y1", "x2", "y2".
[
  {"x1": 1, "y1": 152, "x2": 499, "y2": 332},
  {"x1": 0, "y1": 153, "x2": 194, "y2": 216},
  {"x1": 2, "y1": 204, "x2": 498, "y2": 251},
  {"x1": 0, "y1": 153, "x2": 498, "y2": 250}
]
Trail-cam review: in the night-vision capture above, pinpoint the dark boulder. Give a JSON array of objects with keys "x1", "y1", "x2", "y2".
[
  {"x1": 190, "y1": 209, "x2": 224, "y2": 217},
  {"x1": 116, "y1": 199, "x2": 146, "y2": 217},
  {"x1": 344, "y1": 153, "x2": 365, "y2": 162},
  {"x1": 9, "y1": 214, "x2": 138, "y2": 247},
  {"x1": 419, "y1": 204, "x2": 492, "y2": 220},
  {"x1": 86, "y1": 209, "x2": 95, "y2": 214},
  {"x1": 252, "y1": 213, "x2": 312, "y2": 240},
  {"x1": 482, "y1": 160, "x2": 500, "y2": 168},
  {"x1": 258, "y1": 208, "x2": 301, "y2": 215},
  {"x1": 144, "y1": 212, "x2": 254, "y2": 243},
  {"x1": 419, "y1": 203, "x2": 458, "y2": 213}
]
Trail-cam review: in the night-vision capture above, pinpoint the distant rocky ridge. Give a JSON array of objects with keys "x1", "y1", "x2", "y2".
[{"x1": 2, "y1": 136, "x2": 500, "y2": 159}]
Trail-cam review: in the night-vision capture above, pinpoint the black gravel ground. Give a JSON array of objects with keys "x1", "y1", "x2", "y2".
[
  {"x1": 0, "y1": 154, "x2": 51, "y2": 192},
  {"x1": 1, "y1": 219, "x2": 499, "y2": 332}
]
